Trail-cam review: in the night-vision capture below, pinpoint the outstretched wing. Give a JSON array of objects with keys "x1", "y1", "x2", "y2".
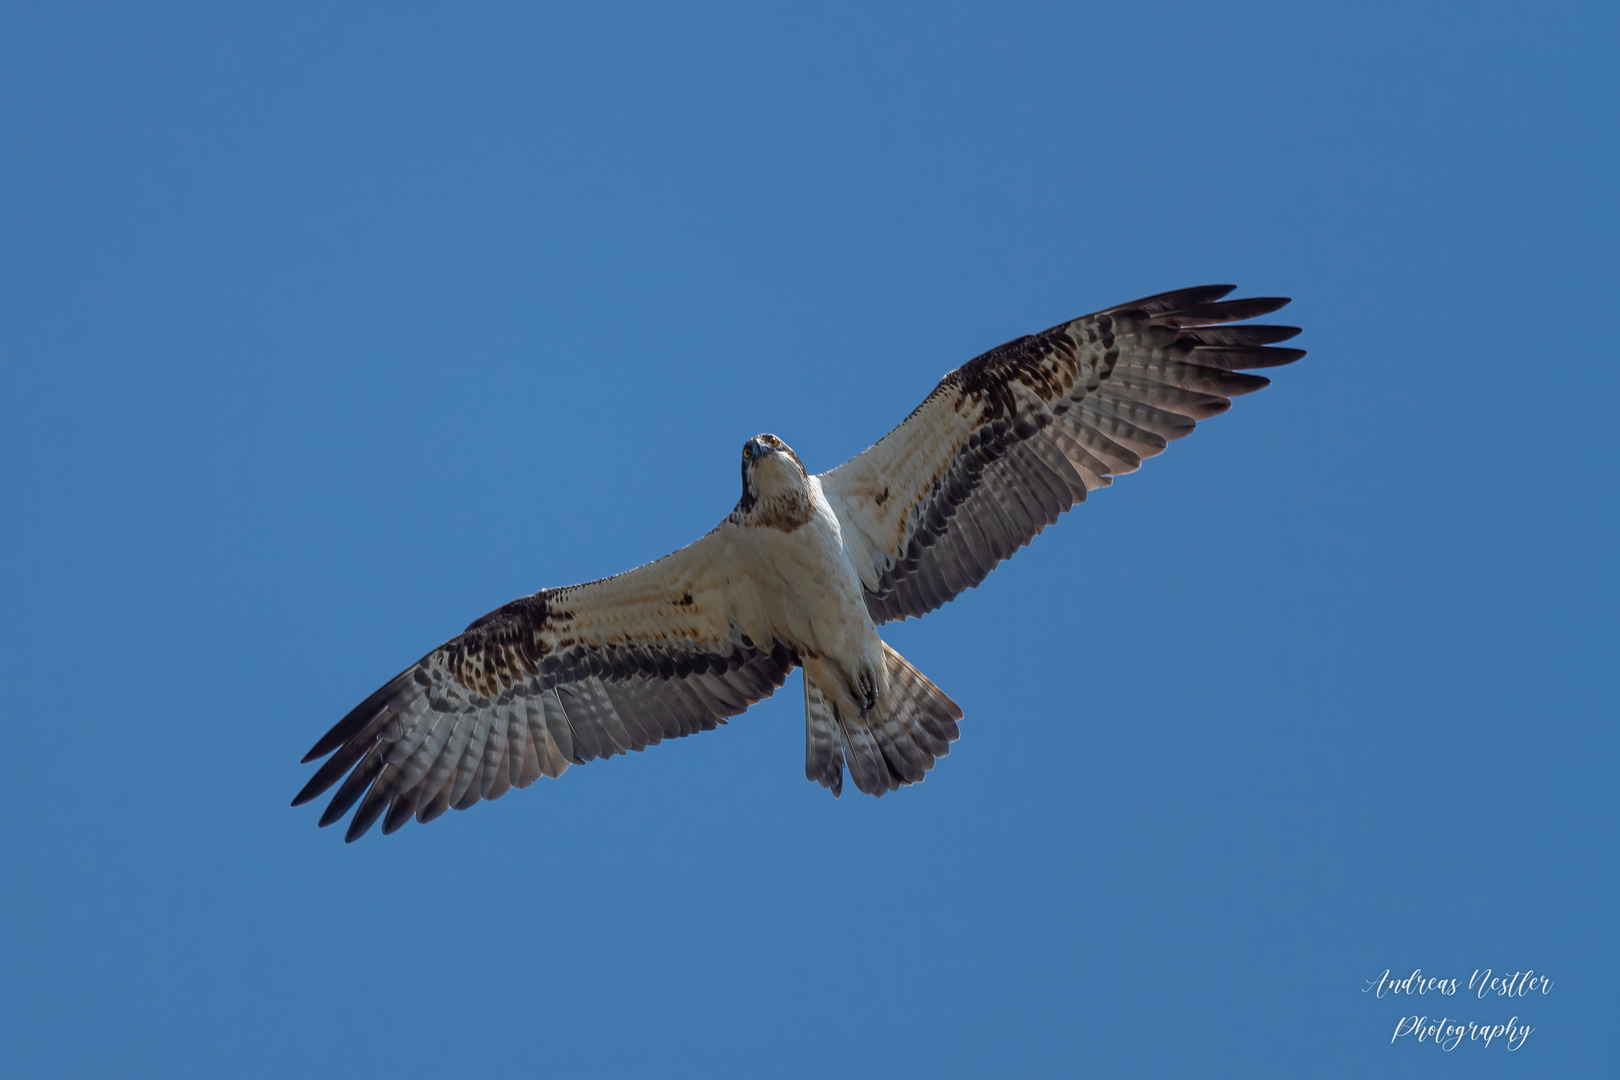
[
  {"x1": 819, "y1": 285, "x2": 1304, "y2": 623},
  {"x1": 292, "y1": 529, "x2": 797, "y2": 841}
]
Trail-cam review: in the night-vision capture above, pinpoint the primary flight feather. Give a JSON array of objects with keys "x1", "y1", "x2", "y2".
[{"x1": 294, "y1": 284, "x2": 1304, "y2": 840}]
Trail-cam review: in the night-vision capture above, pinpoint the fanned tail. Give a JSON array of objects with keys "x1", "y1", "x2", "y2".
[{"x1": 803, "y1": 643, "x2": 963, "y2": 797}]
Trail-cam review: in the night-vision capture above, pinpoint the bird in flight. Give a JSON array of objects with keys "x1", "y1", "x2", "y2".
[{"x1": 294, "y1": 285, "x2": 1304, "y2": 840}]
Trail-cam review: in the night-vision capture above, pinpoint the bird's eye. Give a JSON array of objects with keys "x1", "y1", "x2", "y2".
[{"x1": 743, "y1": 446, "x2": 753, "y2": 459}]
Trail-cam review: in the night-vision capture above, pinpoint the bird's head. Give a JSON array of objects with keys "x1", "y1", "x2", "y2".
[{"x1": 739, "y1": 433, "x2": 808, "y2": 508}]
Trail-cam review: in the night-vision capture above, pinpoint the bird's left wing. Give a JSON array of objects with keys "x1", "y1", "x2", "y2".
[
  {"x1": 820, "y1": 286, "x2": 1304, "y2": 623},
  {"x1": 293, "y1": 529, "x2": 796, "y2": 840}
]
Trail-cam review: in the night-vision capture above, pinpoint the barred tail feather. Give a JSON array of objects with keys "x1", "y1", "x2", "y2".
[
  {"x1": 804, "y1": 677, "x2": 845, "y2": 796},
  {"x1": 803, "y1": 644, "x2": 963, "y2": 798}
]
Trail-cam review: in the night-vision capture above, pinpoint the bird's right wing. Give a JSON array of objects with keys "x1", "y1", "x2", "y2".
[
  {"x1": 292, "y1": 527, "x2": 797, "y2": 841},
  {"x1": 820, "y1": 286, "x2": 1304, "y2": 623}
]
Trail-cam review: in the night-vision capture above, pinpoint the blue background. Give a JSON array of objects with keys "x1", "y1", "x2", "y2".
[{"x1": 2, "y1": 2, "x2": 1614, "y2": 1076}]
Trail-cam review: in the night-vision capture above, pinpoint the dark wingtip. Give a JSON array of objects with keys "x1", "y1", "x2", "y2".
[
  {"x1": 1186, "y1": 324, "x2": 1302, "y2": 347},
  {"x1": 344, "y1": 797, "x2": 387, "y2": 842},
  {"x1": 1242, "y1": 346, "x2": 1307, "y2": 368},
  {"x1": 301, "y1": 668, "x2": 417, "y2": 763},
  {"x1": 1191, "y1": 345, "x2": 1307, "y2": 371},
  {"x1": 1174, "y1": 296, "x2": 1293, "y2": 325},
  {"x1": 1118, "y1": 284, "x2": 1237, "y2": 315}
]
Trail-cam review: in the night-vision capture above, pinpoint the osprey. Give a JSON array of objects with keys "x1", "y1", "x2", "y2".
[{"x1": 295, "y1": 285, "x2": 1304, "y2": 840}]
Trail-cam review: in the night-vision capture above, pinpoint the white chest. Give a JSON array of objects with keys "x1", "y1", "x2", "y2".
[{"x1": 731, "y1": 481, "x2": 876, "y2": 659}]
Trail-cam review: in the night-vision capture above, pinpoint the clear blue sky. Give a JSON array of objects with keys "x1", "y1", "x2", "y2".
[{"x1": 2, "y1": 2, "x2": 1614, "y2": 1076}]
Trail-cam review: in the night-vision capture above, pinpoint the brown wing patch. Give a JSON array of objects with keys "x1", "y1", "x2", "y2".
[
  {"x1": 822, "y1": 286, "x2": 1304, "y2": 625},
  {"x1": 950, "y1": 322, "x2": 1089, "y2": 415},
  {"x1": 296, "y1": 616, "x2": 802, "y2": 840},
  {"x1": 451, "y1": 593, "x2": 551, "y2": 698}
]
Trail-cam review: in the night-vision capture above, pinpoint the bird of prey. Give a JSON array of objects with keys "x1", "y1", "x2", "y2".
[{"x1": 294, "y1": 285, "x2": 1304, "y2": 840}]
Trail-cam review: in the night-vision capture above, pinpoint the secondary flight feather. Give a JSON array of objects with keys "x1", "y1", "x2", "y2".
[{"x1": 294, "y1": 285, "x2": 1305, "y2": 840}]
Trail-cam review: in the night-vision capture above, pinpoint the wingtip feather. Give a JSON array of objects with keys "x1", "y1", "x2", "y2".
[{"x1": 1118, "y1": 284, "x2": 1238, "y2": 315}]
